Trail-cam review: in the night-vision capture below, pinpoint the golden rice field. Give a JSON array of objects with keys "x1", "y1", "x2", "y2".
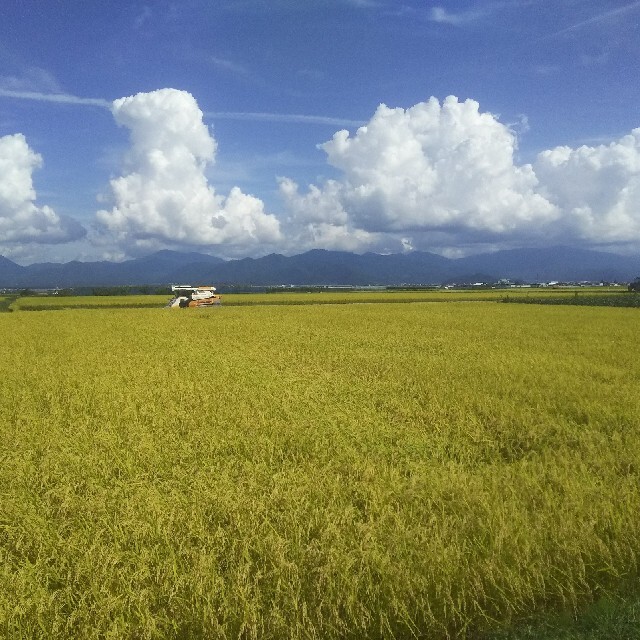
[
  {"x1": 11, "y1": 294, "x2": 166, "y2": 310},
  {"x1": 11, "y1": 286, "x2": 624, "y2": 311},
  {"x1": 1, "y1": 299, "x2": 639, "y2": 638}
]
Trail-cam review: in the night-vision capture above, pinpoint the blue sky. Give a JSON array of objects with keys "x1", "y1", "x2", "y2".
[{"x1": 1, "y1": 0, "x2": 640, "y2": 264}]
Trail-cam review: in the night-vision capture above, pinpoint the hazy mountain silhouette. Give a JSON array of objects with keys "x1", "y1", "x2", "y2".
[{"x1": 1, "y1": 247, "x2": 639, "y2": 288}]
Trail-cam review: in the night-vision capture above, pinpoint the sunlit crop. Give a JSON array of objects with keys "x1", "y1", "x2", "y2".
[
  {"x1": 1, "y1": 301, "x2": 639, "y2": 638},
  {"x1": 13, "y1": 294, "x2": 167, "y2": 310},
  {"x1": 12, "y1": 286, "x2": 624, "y2": 312}
]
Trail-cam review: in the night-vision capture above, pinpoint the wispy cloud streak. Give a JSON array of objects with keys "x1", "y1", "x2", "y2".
[
  {"x1": 0, "y1": 89, "x2": 110, "y2": 108},
  {"x1": 429, "y1": 6, "x2": 484, "y2": 26},
  {"x1": 427, "y1": 1, "x2": 524, "y2": 27},
  {"x1": 207, "y1": 111, "x2": 364, "y2": 127},
  {"x1": 0, "y1": 90, "x2": 362, "y2": 127},
  {"x1": 546, "y1": 0, "x2": 640, "y2": 38},
  {"x1": 209, "y1": 56, "x2": 249, "y2": 76}
]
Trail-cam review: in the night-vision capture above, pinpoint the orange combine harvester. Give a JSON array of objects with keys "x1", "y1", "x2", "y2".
[{"x1": 166, "y1": 285, "x2": 222, "y2": 308}]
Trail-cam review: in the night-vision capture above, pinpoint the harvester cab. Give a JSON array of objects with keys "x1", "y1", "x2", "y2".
[{"x1": 166, "y1": 285, "x2": 222, "y2": 308}]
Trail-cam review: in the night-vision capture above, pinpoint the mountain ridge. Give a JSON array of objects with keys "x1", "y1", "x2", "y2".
[{"x1": 1, "y1": 247, "x2": 639, "y2": 288}]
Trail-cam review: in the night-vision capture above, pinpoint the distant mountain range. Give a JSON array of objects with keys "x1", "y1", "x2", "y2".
[{"x1": 1, "y1": 247, "x2": 639, "y2": 289}]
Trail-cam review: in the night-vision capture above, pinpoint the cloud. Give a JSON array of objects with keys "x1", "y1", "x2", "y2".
[
  {"x1": 345, "y1": 0, "x2": 379, "y2": 7},
  {"x1": 427, "y1": 2, "x2": 534, "y2": 28},
  {"x1": 95, "y1": 88, "x2": 281, "y2": 254},
  {"x1": 0, "y1": 65, "x2": 62, "y2": 94},
  {"x1": 429, "y1": 6, "x2": 484, "y2": 26},
  {"x1": 0, "y1": 88, "x2": 360, "y2": 126},
  {"x1": 546, "y1": 1, "x2": 640, "y2": 38},
  {"x1": 4, "y1": 85, "x2": 640, "y2": 259},
  {"x1": 279, "y1": 95, "x2": 640, "y2": 254},
  {"x1": 207, "y1": 111, "x2": 364, "y2": 127},
  {"x1": 209, "y1": 56, "x2": 249, "y2": 76},
  {"x1": 280, "y1": 96, "x2": 558, "y2": 252},
  {"x1": 0, "y1": 67, "x2": 110, "y2": 110},
  {"x1": 534, "y1": 131, "x2": 640, "y2": 244},
  {"x1": 278, "y1": 176, "x2": 385, "y2": 252},
  {"x1": 0, "y1": 88, "x2": 110, "y2": 108},
  {"x1": 0, "y1": 133, "x2": 86, "y2": 244}
]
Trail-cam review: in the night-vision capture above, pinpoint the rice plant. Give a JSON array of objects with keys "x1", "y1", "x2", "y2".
[{"x1": 1, "y1": 302, "x2": 638, "y2": 638}]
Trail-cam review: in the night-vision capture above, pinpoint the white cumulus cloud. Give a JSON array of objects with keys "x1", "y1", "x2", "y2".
[
  {"x1": 280, "y1": 96, "x2": 640, "y2": 254},
  {"x1": 278, "y1": 176, "x2": 389, "y2": 252},
  {"x1": 96, "y1": 88, "x2": 281, "y2": 254},
  {"x1": 280, "y1": 96, "x2": 559, "y2": 253},
  {"x1": 0, "y1": 133, "x2": 85, "y2": 244},
  {"x1": 534, "y1": 130, "x2": 640, "y2": 245}
]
